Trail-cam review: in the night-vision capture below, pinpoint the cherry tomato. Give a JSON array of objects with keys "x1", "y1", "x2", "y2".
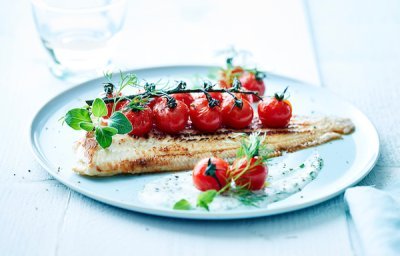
[
  {"x1": 171, "y1": 93, "x2": 194, "y2": 107},
  {"x1": 148, "y1": 96, "x2": 161, "y2": 109},
  {"x1": 124, "y1": 107, "x2": 153, "y2": 137},
  {"x1": 153, "y1": 97, "x2": 189, "y2": 134},
  {"x1": 193, "y1": 157, "x2": 230, "y2": 191},
  {"x1": 149, "y1": 94, "x2": 194, "y2": 109},
  {"x1": 105, "y1": 100, "x2": 128, "y2": 118},
  {"x1": 193, "y1": 92, "x2": 223, "y2": 103},
  {"x1": 225, "y1": 91, "x2": 254, "y2": 104},
  {"x1": 258, "y1": 88, "x2": 292, "y2": 128},
  {"x1": 189, "y1": 98, "x2": 222, "y2": 132},
  {"x1": 218, "y1": 66, "x2": 244, "y2": 88},
  {"x1": 220, "y1": 97, "x2": 254, "y2": 129},
  {"x1": 239, "y1": 71, "x2": 266, "y2": 102},
  {"x1": 230, "y1": 157, "x2": 268, "y2": 190},
  {"x1": 102, "y1": 92, "x2": 128, "y2": 119},
  {"x1": 208, "y1": 92, "x2": 223, "y2": 102}
]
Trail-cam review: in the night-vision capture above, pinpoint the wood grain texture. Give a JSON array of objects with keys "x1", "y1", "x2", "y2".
[
  {"x1": 0, "y1": 181, "x2": 70, "y2": 256},
  {"x1": 306, "y1": 0, "x2": 400, "y2": 253},
  {"x1": 307, "y1": 0, "x2": 400, "y2": 167},
  {"x1": 55, "y1": 195, "x2": 352, "y2": 256}
]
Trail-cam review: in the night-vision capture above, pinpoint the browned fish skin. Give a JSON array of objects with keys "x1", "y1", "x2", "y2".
[{"x1": 73, "y1": 116, "x2": 355, "y2": 176}]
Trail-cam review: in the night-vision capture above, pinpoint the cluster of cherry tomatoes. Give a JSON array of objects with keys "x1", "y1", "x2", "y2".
[
  {"x1": 219, "y1": 65, "x2": 266, "y2": 104},
  {"x1": 193, "y1": 154, "x2": 267, "y2": 192},
  {"x1": 103, "y1": 68, "x2": 292, "y2": 137}
]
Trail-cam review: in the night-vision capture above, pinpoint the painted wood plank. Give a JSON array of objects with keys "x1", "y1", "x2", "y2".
[
  {"x1": 0, "y1": 181, "x2": 70, "y2": 256},
  {"x1": 55, "y1": 194, "x2": 352, "y2": 256},
  {"x1": 307, "y1": 0, "x2": 400, "y2": 167}
]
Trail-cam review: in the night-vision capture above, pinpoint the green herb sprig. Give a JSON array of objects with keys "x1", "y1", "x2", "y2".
[{"x1": 64, "y1": 97, "x2": 132, "y2": 149}]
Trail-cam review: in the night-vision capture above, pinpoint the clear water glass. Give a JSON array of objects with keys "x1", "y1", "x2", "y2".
[{"x1": 31, "y1": 0, "x2": 127, "y2": 81}]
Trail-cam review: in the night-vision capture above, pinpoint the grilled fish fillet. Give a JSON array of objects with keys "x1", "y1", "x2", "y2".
[{"x1": 73, "y1": 115, "x2": 354, "y2": 176}]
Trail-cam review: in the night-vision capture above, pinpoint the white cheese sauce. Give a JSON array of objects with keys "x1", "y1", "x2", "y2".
[{"x1": 138, "y1": 153, "x2": 323, "y2": 211}]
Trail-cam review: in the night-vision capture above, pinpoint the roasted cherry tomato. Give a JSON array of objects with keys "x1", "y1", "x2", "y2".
[
  {"x1": 220, "y1": 97, "x2": 254, "y2": 129},
  {"x1": 123, "y1": 107, "x2": 153, "y2": 137},
  {"x1": 218, "y1": 59, "x2": 244, "y2": 89},
  {"x1": 193, "y1": 157, "x2": 230, "y2": 191},
  {"x1": 150, "y1": 94, "x2": 194, "y2": 109},
  {"x1": 105, "y1": 100, "x2": 128, "y2": 118},
  {"x1": 239, "y1": 71, "x2": 266, "y2": 102},
  {"x1": 230, "y1": 157, "x2": 268, "y2": 191},
  {"x1": 153, "y1": 97, "x2": 189, "y2": 134},
  {"x1": 189, "y1": 98, "x2": 222, "y2": 132},
  {"x1": 103, "y1": 91, "x2": 128, "y2": 119},
  {"x1": 258, "y1": 87, "x2": 292, "y2": 128},
  {"x1": 225, "y1": 91, "x2": 255, "y2": 104},
  {"x1": 171, "y1": 93, "x2": 194, "y2": 107},
  {"x1": 193, "y1": 92, "x2": 224, "y2": 103},
  {"x1": 207, "y1": 92, "x2": 224, "y2": 103},
  {"x1": 148, "y1": 96, "x2": 161, "y2": 109}
]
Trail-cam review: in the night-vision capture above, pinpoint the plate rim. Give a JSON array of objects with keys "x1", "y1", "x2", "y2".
[{"x1": 29, "y1": 65, "x2": 380, "y2": 220}]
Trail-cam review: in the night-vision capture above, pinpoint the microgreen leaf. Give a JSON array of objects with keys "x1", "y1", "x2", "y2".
[
  {"x1": 108, "y1": 111, "x2": 132, "y2": 134},
  {"x1": 197, "y1": 190, "x2": 217, "y2": 211},
  {"x1": 92, "y1": 98, "x2": 108, "y2": 117},
  {"x1": 79, "y1": 122, "x2": 94, "y2": 132},
  {"x1": 173, "y1": 199, "x2": 192, "y2": 210},
  {"x1": 95, "y1": 127, "x2": 116, "y2": 149},
  {"x1": 65, "y1": 108, "x2": 92, "y2": 130},
  {"x1": 102, "y1": 126, "x2": 118, "y2": 136}
]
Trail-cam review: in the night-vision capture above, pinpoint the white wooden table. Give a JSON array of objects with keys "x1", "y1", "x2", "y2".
[{"x1": 1, "y1": 0, "x2": 399, "y2": 255}]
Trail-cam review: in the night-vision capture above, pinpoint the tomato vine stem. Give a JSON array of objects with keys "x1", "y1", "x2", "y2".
[{"x1": 85, "y1": 83, "x2": 262, "y2": 106}]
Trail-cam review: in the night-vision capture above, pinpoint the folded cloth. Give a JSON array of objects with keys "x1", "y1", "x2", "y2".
[{"x1": 344, "y1": 186, "x2": 400, "y2": 256}]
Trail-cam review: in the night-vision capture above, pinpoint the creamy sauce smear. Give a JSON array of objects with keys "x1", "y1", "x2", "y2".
[{"x1": 138, "y1": 153, "x2": 323, "y2": 211}]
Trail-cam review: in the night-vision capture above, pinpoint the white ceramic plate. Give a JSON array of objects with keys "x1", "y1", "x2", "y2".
[{"x1": 30, "y1": 66, "x2": 379, "y2": 220}]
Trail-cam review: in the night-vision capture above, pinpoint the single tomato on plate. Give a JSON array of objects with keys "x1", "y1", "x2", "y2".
[
  {"x1": 258, "y1": 87, "x2": 292, "y2": 128},
  {"x1": 193, "y1": 157, "x2": 230, "y2": 191}
]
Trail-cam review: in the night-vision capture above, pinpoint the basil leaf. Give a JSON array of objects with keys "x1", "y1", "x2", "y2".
[
  {"x1": 173, "y1": 199, "x2": 192, "y2": 210},
  {"x1": 79, "y1": 122, "x2": 94, "y2": 132},
  {"x1": 197, "y1": 190, "x2": 217, "y2": 211},
  {"x1": 102, "y1": 126, "x2": 118, "y2": 136},
  {"x1": 108, "y1": 111, "x2": 132, "y2": 134},
  {"x1": 92, "y1": 98, "x2": 108, "y2": 117},
  {"x1": 65, "y1": 108, "x2": 92, "y2": 130},
  {"x1": 95, "y1": 127, "x2": 114, "y2": 148}
]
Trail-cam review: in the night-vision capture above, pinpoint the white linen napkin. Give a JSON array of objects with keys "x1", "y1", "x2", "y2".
[{"x1": 344, "y1": 186, "x2": 400, "y2": 256}]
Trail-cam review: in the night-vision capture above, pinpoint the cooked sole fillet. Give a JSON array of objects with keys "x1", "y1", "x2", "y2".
[{"x1": 73, "y1": 116, "x2": 354, "y2": 176}]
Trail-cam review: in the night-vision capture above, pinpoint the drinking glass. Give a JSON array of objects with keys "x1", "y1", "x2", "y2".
[{"x1": 31, "y1": 0, "x2": 127, "y2": 81}]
